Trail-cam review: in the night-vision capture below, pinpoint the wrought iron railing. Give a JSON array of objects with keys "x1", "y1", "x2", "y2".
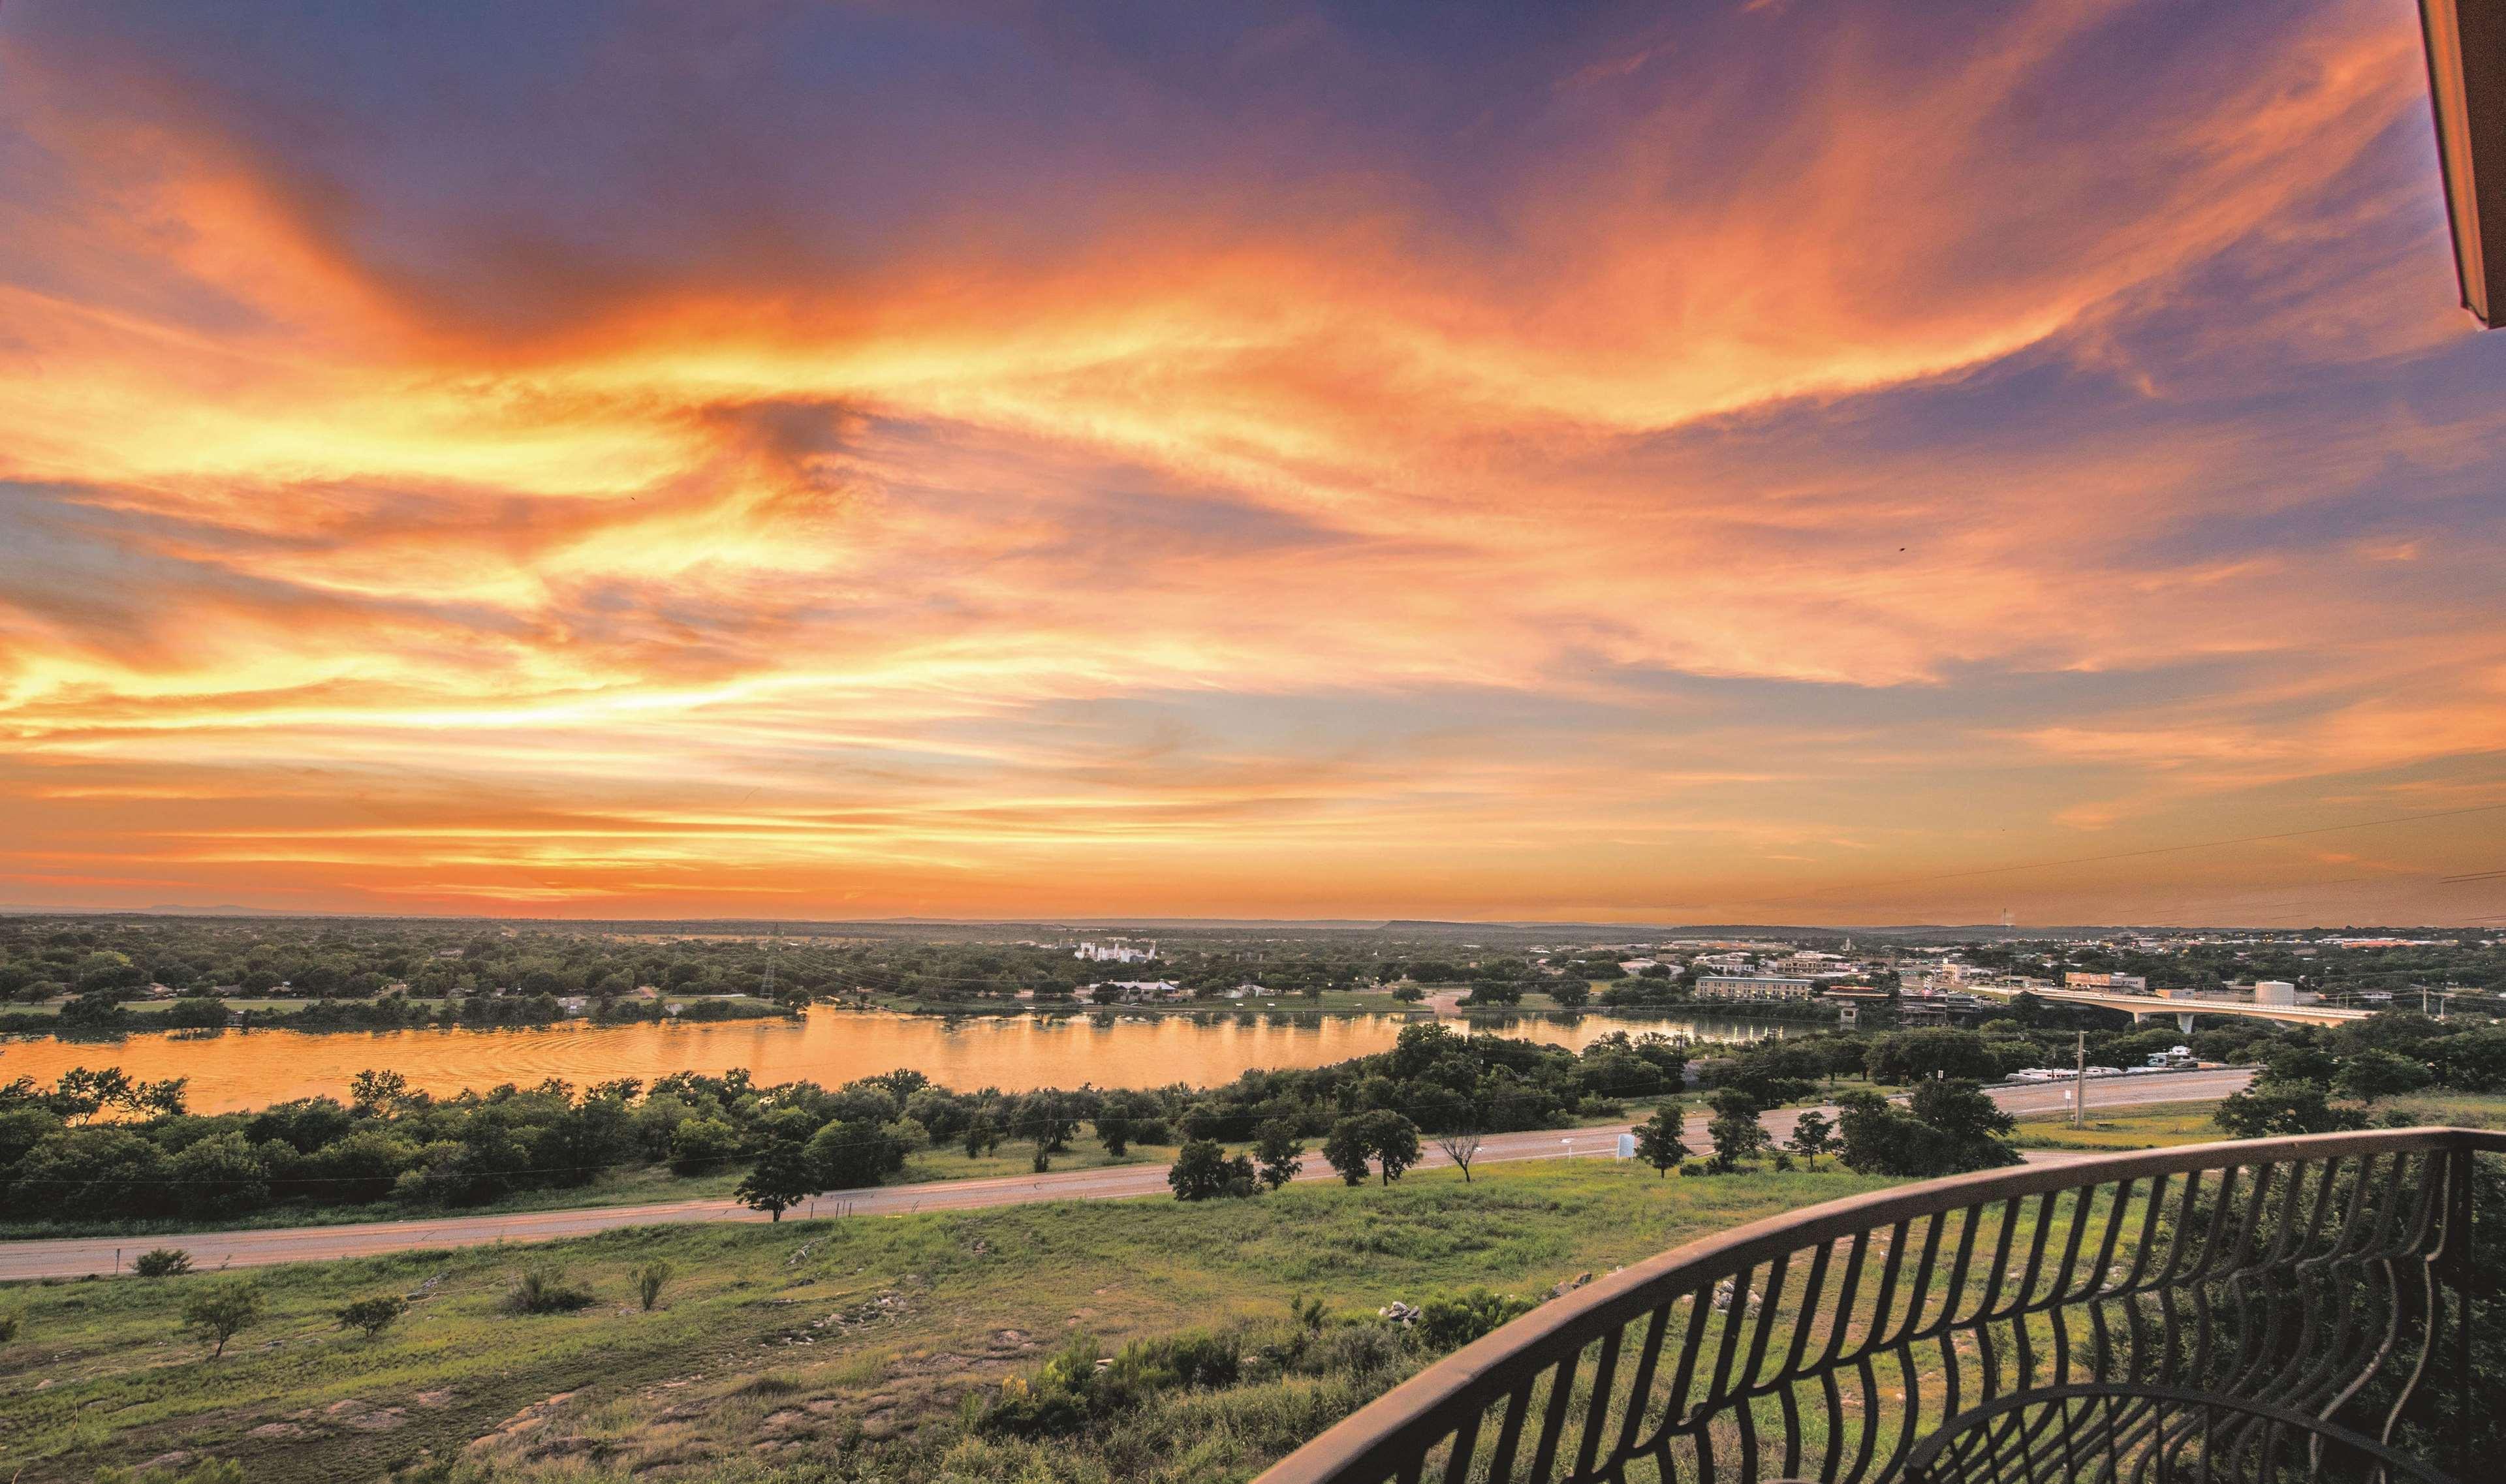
[{"x1": 1259, "y1": 1128, "x2": 2504, "y2": 1484}]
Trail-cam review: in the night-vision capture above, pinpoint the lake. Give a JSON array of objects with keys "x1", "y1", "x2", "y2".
[{"x1": 0, "y1": 1008, "x2": 1795, "y2": 1113}]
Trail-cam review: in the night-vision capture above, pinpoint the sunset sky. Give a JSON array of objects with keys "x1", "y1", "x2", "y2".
[{"x1": 3, "y1": 1, "x2": 2504, "y2": 926}]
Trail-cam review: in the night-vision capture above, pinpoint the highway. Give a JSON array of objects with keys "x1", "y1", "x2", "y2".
[
  {"x1": 1964, "y1": 985, "x2": 2368, "y2": 1029},
  {"x1": 0, "y1": 1068, "x2": 2252, "y2": 1282}
]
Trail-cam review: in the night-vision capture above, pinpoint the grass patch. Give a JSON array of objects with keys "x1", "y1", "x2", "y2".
[
  {"x1": 2009, "y1": 1091, "x2": 2506, "y2": 1150},
  {"x1": 497, "y1": 1265, "x2": 597, "y2": 1316},
  {"x1": 0, "y1": 1159, "x2": 1889, "y2": 1484},
  {"x1": 2009, "y1": 1100, "x2": 2231, "y2": 1150}
]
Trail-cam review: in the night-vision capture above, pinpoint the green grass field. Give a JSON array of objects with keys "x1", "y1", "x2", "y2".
[
  {"x1": 2008, "y1": 1100, "x2": 2231, "y2": 1150},
  {"x1": 2009, "y1": 1090, "x2": 2506, "y2": 1151},
  {"x1": 0, "y1": 1161, "x2": 1890, "y2": 1484}
]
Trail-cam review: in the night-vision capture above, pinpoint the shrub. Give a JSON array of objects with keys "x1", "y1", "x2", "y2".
[
  {"x1": 2215, "y1": 1079, "x2": 2368, "y2": 1139},
  {"x1": 981, "y1": 1327, "x2": 1252, "y2": 1440},
  {"x1": 337, "y1": 1293, "x2": 408, "y2": 1338},
  {"x1": 499, "y1": 1264, "x2": 596, "y2": 1315},
  {"x1": 133, "y1": 1247, "x2": 194, "y2": 1277},
  {"x1": 0, "y1": 1311, "x2": 18, "y2": 1344},
  {"x1": 181, "y1": 1278, "x2": 266, "y2": 1357},
  {"x1": 1414, "y1": 1289, "x2": 1538, "y2": 1351},
  {"x1": 634, "y1": 1261, "x2": 672, "y2": 1310},
  {"x1": 1167, "y1": 1138, "x2": 1256, "y2": 1200}
]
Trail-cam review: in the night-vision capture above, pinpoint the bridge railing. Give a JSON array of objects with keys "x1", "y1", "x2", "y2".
[{"x1": 1257, "y1": 1128, "x2": 2503, "y2": 1484}]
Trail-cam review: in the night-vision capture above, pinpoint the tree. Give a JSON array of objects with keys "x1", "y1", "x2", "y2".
[
  {"x1": 668, "y1": 1117, "x2": 740, "y2": 1174},
  {"x1": 1549, "y1": 979, "x2": 1591, "y2": 1010},
  {"x1": 1864, "y1": 1028, "x2": 2005, "y2": 1085},
  {"x1": 182, "y1": 1279, "x2": 266, "y2": 1358},
  {"x1": 1834, "y1": 1083, "x2": 2022, "y2": 1177},
  {"x1": 1321, "y1": 1110, "x2": 1422, "y2": 1186},
  {"x1": 1433, "y1": 1127, "x2": 1485, "y2": 1183},
  {"x1": 336, "y1": 1294, "x2": 407, "y2": 1339},
  {"x1": 349, "y1": 1068, "x2": 411, "y2": 1117},
  {"x1": 2334, "y1": 1049, "x2": 2430, "y2": 1105},
  {"x1": 1368, "y1": 1110, "x2": 1422, "y2": 1185},
  {"x1": 2214, "y1": 1080, "x2": 2368, "y2": 1139},
  {"x1": 1323, "y1": 1116, "x2": 1375, "y2": 1185},
  {"x1": 168, "y1": 1132, "x2": 270, "y2": 1219},
  {"x1": 1633, "y1": 1104, "x2": 1687, "y2": 1176},
  {"x1": 1167, "y1": 1138, "x2": 1256, "y2": 1199},
  {"x1": 1012, "y1": 1093, "x2": 1080, "y2": 1154},
  {"x1": 1704, "y1": 1089, "x2": 1775, "y2": 1173},
  {"x1": 1253, "y1": 1121, "x2": 1304, "y2": 1190},
  {"x1": 1909, "y1": 1077, "x2": 2016, "y2": 1147},
  {"x1": 1097, "y1": 1113, "x2": 1131, "y2": 1157},
  {"x1": 805, "y1": 1117, "x2": 902, "y2": 1190},
  {"x1": 736, "y1": 1140, "x2": 817, "y2": 1220},
  {"x1": 1785, "y1": 1110, "x2": 1836, "y2": 1169},
  {"x1": 962, "y1": 1111, "x2": 1001, "y2": 1159}
]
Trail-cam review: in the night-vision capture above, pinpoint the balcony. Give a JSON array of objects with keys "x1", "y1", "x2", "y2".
[{"x1": 1260, "y1": 1128, "x2": 2502, "y2": 1484}]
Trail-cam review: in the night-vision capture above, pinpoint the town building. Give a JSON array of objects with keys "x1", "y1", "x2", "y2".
[{"x1": 1693, "y1": 974, "x2": 1817, "y2": 1002}]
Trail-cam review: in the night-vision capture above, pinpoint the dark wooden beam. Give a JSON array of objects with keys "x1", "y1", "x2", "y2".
[{"x1": 2422, "y1": 0, "x2": 2506, "y2": 326}]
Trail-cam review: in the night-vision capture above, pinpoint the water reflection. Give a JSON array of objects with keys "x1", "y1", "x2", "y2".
[{"x1": 0, "y1": 1006, "x2": 1794, "y2": 1114}]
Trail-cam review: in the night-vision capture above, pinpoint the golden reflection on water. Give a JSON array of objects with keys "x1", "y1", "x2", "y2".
[{"x1": 0, "y1": 1009, "x2": 1791, "y2": 1113}]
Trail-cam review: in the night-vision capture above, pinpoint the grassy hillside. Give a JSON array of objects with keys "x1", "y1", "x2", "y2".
[{"x1": 0, "y1": 1162, "x2": 1888, "y2": 1484}]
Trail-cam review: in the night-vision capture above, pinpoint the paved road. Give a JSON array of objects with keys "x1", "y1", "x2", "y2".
[{"x1": 0, "y1": 1068, "x2": 2251, "y2": 1281}]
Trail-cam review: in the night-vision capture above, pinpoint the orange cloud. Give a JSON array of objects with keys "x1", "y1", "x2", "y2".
[{"x1": 1, "y1": 1, "x2": 2501, "y2": 923}]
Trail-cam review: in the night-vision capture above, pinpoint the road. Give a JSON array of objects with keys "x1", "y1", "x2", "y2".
[{"x1": 0, "y1": 1068, "x2": 2252, "y2": 1282}]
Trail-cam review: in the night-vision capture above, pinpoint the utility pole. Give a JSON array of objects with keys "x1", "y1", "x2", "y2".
[{"x1": 2073, "y1": 1029, "x2": 2088, "y2": 1129}]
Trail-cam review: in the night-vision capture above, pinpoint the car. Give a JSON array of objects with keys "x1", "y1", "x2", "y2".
[{"x1": 2084, "y1": 1066, "x2": 2126, "y2": 1078}]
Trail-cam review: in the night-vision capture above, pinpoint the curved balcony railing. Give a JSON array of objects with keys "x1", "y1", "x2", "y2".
[{"x1": 1259, "y1": 1128, "x2": 2503, "y2": 1484}]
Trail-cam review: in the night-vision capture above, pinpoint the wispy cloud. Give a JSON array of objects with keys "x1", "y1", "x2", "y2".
[{"x1": 0, "y1": 0, "x2": 2500, "y2": 922}]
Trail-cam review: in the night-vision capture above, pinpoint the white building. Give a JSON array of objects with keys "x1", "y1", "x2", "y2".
[
  {"x1": 1694, "y1": 974, "x2": 1818, "y2": 1002},
  {"x1": 1089, "y1": 980, "x2": 1185, "y2": 1003},
  {"x1": 1074, "y1": 939, "x2": 1159, "y2": 965},
  {"x1": 2065, "y1": 972, "x2": 2150, "y2": 993},
  {"x1": 2253, "y1": 980, "x2": 2298, "y2": 1006}
]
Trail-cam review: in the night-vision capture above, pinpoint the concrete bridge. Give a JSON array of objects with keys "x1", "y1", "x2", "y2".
[{"x1": 1966, "y1": 983, "x2": 2370, "y2": 1032}]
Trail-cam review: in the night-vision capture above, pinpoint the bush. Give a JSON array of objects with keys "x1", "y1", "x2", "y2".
[
  {"x1": 2215, "y1": 1079, "x2": 2368, "y2": 1139},
  {"x1": 0, "y1": 1311, "x2": 18, "y2": 1344},
  {"x1": 1167, "y1": 1138, "x2": 1256, "y2": 1199},
  {"x1": 635, "y1": 1261, "x2": 672, "y2": 1310},
  {"x1": 499, "y1": 1264, "x2": 597, "y2": 1315},
  {"x1": 1414, "y1": 1288, "x2": 1537, "y2": 1350},
  {"x1": 337, "y1": 1293, "x2": 408, "y2": 1338},
  {"x1": 133, "y1": 1247, "x2": 194, "y2": 1277},
  {"x1": 981, "y1": 1327, "x2": 1251, "y2": 1440}
]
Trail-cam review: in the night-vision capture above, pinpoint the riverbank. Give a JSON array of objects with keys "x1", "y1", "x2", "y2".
[
  {"x1": 0, "y1": 993, "x2": 791, "y2": 1041},
  {"x1": 0, "y1": 1004, "x2": 1723, "y2": 1115}
]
